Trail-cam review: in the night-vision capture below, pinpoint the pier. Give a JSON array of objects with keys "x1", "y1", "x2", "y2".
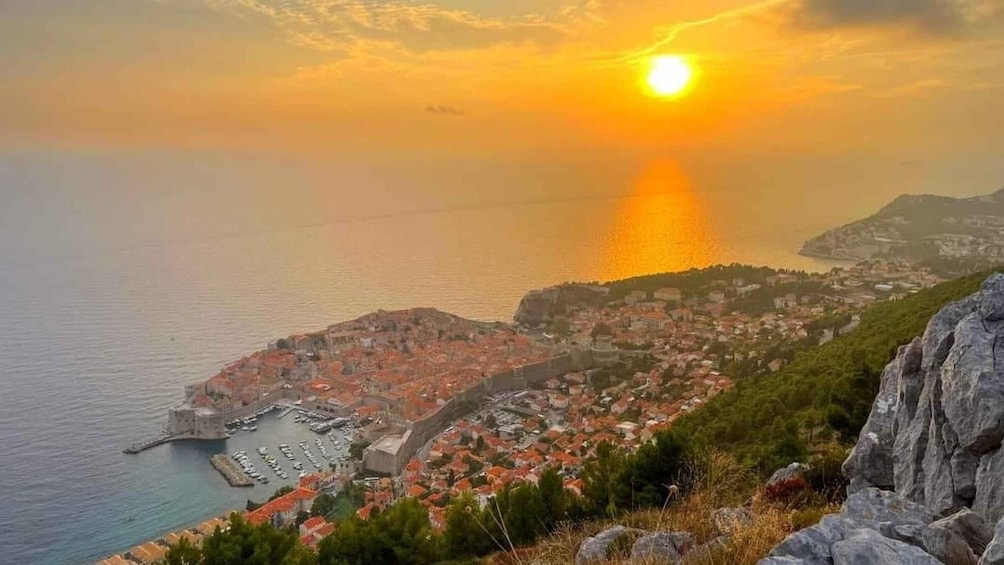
[
  {"x1": 210, "y1": 454, "x2": 254, "y2": 487},
  {"x1": 122, "y1": 434, "x2": 177, "y2": 454},
  {"x1": 277, "y1": 407, "x2": 294, "y2": 419}
]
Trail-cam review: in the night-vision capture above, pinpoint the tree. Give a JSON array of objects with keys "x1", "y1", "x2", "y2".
[
  {"x1": 318, "y1": 498, "x2": 443, "y2": 565},
  {"x1": 295, "y1": 511, "x2": 311, "y2": 527},
  {"x1": 349, "y1": 440, "x2": 371, "y2": 460},
  {"x1": 537, "y1": 467, "x2": 567, "y2": 529},
  {"x1": 164, "y1": 537, "x2": 201, "y2": 565},
  {"x1": 269, "y1": 485, "x2": 295, "y2": 501},
  {"x1": 311, "y1": 493, "x2": 336, "y2": 517},
  {"x1": 277, "y1": 338, "x2": 292, "y2": 350},
  {"x1": 194, "y1": 513, "x2": 317, "y2": 565},
  {"x1": 444, "y1": 493, "x2": 494, "y2": 558}
]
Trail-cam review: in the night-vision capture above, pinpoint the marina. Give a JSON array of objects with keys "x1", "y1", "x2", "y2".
[{"x1": 202, "y1": 405, "x2": 359, "y2": 488}]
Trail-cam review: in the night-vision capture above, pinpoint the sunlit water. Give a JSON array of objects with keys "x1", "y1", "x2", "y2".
[{"x1": 3, "y1": 150, "x2": 965, "y2": 564}]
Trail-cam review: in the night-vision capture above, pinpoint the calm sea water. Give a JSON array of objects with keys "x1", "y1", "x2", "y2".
[{"x1": 2, "y1": 148, "x2": 998, "y2": 564}]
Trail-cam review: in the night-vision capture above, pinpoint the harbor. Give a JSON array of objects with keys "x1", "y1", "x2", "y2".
[{"x1": 189, "y1": 404, "x2": 363, "y2": 489}]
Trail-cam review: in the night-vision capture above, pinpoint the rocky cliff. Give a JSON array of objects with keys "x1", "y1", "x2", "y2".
[
  {"x1": 513, "y1": 284, "x2": 607, "y2": 327},
  {"x1": 761, "y1": 273, "x2": 1004, "y2": 564}
]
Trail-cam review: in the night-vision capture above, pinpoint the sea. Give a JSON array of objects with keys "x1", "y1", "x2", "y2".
[{"x1": 1, "y1": 147, "x2": 1000, "y2": 564}]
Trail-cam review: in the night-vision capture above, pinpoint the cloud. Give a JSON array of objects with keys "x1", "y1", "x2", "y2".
[
  {"x1": 426, "y1": 104, "x2": 464, "y2": 116},
  {"x1": 205, "y1": 1, "x2": 567, "y2": 53},
  {"x1": 785, "y1": 0, "x2": 978, "y2": 34}
]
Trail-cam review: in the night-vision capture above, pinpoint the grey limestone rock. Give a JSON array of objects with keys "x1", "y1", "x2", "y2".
[
  {"x1": 831, "y1": 528, "x2": 944, "y2": 565},
  {"x1": 841, "y1": 487, "x2": 935, "y2": 529},
  {"x1": 978, "y1": 516, "x2": 1004, "y2": 565},
  {"x1": 843, "y1": 275, "x2": 1004, "y2": 522},
  {"x1": 934, "y1": 509, "x2": 994, "y2": 556},
  {"x1": 575, "y1": 525, "x2": 644, "y2": 565},
  {"x1": 767, "y1": 463, "x2": 811, "y2": 489},
  {"x1": 712, "y1": 507, "x2": 752, "y2": 536},
  {"x1": 683, "y1": 535, "x2": 729, "y2": 564},
  {"x1": 629, "y1": 531, "x2": 693, "y2": 564},
  {"x1": 765, "y1": 514, "x2": 861, "y2": 564},
  {"x1": 921, "y1": 522, "x2": 978, "y2": 565},
  {"x1": 762, "y1": 275, "x2": 1004, "y2": 565}
]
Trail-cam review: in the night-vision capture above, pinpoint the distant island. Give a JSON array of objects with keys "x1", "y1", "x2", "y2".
[{"x1": 801, "y1": 187, "x2": 1004, "y2": 274}]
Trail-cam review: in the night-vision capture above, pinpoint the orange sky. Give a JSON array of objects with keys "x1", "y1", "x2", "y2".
[{"x1": 2, "y1": 1, "x2": 1003, "y2": 159}]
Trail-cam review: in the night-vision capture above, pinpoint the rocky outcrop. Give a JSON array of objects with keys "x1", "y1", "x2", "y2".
[
  {"x1": 575, "y1": 526, "x2": 643, "y2": 565},
  {"x1": 760, "y1": 274, "x2": 1004, "y2": 565},
  {"x1": 844, "y1": 274, "x2": 1004, "y2": 521},
  {"x1": 514, "y1": 284, "x2": 607, "y2": 327},
  {"x1": 574, "y1": 526, "x2": 697, "y2": 565},
  {"x1": 767, "y1": 463, "x2": 811, "y2": 489}
]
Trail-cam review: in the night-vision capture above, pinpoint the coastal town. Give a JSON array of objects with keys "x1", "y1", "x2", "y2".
[{"x1": 102, "y1": 261, "x2": 943, "y2": 563}]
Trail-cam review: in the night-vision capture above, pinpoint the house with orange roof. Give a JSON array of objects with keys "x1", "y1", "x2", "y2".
[{"x1": 245, "y1": 487, "x2": 317, "y2": 528}]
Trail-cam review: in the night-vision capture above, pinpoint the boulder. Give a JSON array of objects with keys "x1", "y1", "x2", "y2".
[
  {"x1": 575, "y1": 526, "x2": 644, "y2": 565},
  {"x1": 759, "y1": 489, "x2": 938, "y2": 564},
  {"x1": 934, "y1": 509, "x2": 994, "y2": 556},
  {"x1": 712, "y1": 507, "x2": 751, "y2": 536},
  {"x1": 831, "y1": 528, "x2": 943, "y2": 565},
  {"x1": 767, "y1": 463, "x2": 811, "y2": 489},
  {"x1": 922, "y1": 521, "x2": 978, "y2": 565},
  {"x1": 629, "y1": 531, "x2": 693, "y2": 564},
  {"x1": 978, "y1": 516, "x2": 1004, "y2": 565},
  {"x1": 841, "y1": 488, "x2": 934, "y2": 528},
  {"x1": 683, "y1": 535, "x2": 729, "y2": 564},
  {"x1": 765, "y1": 514, "x2": 861, "y2": 564}
]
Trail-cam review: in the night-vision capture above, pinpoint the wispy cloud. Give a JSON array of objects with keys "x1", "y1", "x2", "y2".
[{"x1": 204, "y1": 0, "x2": 568, "y2": 53}]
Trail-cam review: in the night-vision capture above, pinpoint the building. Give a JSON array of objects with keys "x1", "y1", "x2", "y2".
[
  {"x1": 591, "y1": 335, "x2": 618, "y2": 367},
  {"x1": 653, "y1": 287, "x2": 682, "y2": 302},
  {"x1": 167, "y1": 404, "x2": 226, "y2": 439},
  {"x1": 624, "y1": 290, "x2": 648, "y2": 305},
  {"x1": 708, "y1": 290, "x2": 727, "y2": 304},
  {"x1": 246, "y1": 487, "x2": 318, "y2": 528},
  {"x1": 363, "y1": 430, "x2": 412, "y2": 475}
]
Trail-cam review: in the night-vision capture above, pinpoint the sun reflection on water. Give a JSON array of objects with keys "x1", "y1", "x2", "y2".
[{"x1": 599, "y1": 160, "x2": 714, "y2": 281}]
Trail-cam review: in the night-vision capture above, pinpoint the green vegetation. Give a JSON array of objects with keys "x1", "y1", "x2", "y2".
[
  {"x1": 348, "y1": 440, "x2": 370, "y2": 461},
  {"x1": 673, "y1": 271, "x2": 991, "y2": 474},
  {"x1": 163, "y1": 513, "x2": 316, "y2": 565},
  {"x1": 601, "y1": 264, "x2": 805, "y2": 303}
]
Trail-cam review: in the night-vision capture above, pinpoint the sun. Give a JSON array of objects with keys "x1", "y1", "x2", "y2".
[{"x1": 646, "y1": 56, "x2": 694, "y2": 97}]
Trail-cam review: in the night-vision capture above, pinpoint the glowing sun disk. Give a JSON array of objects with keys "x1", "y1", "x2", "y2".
[{"x1": 647, "y1": 56, "x2": 693, "y2": 97}]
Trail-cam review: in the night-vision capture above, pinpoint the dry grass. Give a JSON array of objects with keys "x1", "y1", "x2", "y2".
[{"x1": 500, "y1": 451, "x2": 839, "y2": 565}]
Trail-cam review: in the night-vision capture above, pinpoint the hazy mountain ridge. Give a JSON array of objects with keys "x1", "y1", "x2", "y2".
[{"x1": 801, "y1": 187, "x2": 1004, "y2": 267}]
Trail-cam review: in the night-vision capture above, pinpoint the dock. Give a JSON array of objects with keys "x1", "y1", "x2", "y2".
[
  {"x1": 210, "y1": 454, "x2": 254, "y2": 487},
  {"x1": 122, "y1": 434, "x2": 176, "y2": 454},
  {"x1": 277, "y1": 407, "x2": 294, "y2": 419}
]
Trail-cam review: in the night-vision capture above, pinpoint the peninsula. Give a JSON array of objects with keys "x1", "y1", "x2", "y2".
[{"x1": 800, "y1": 187, "x2": 1004, "y2": 272}]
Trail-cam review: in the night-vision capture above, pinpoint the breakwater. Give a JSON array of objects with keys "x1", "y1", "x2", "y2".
[
  {"x1": 210, "y1": 454, "x2": 253, "y2": 487},
  {"x1": 122, "y1": 434, "x2": 178, "y2": 454}
]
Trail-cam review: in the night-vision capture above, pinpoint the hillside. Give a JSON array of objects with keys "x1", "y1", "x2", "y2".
[
  {"x1": 800, "y1": 187, "x2": 1004, "y2": 273},
  {"x1": 672, "y1": 270, "x2": 991, "y2": 474}
]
